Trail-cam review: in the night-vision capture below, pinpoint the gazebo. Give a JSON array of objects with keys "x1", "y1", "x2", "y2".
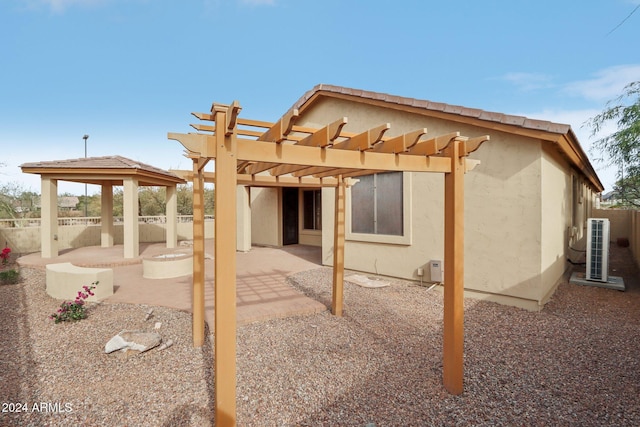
[
  {"x1": 168, "y1": 101, "x2": 489, "y2": 425},
  {"x1": 21, "y1": 155, "x2": 186, "y2": 259}
]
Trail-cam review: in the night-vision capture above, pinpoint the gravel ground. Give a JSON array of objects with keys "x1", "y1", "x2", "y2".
[{"x1": 2, "y1": 246, "x2": 640, "y2": 426}]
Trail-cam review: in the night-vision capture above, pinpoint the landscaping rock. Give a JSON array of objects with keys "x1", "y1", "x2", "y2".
[
  {"x1": 346, "y1": 274, "x2": 390, "y2": 288},
  {"x1": 104, "y1": 330, "x2": 162, "y2": 354}
]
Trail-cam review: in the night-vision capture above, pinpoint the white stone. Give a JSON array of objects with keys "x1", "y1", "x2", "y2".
[
  {"x1": 104, "y1": 330, "x2": 162, "y2": 354},
  {"x1": 346, "y1": 274, "x2": 390, "y2": 288}
]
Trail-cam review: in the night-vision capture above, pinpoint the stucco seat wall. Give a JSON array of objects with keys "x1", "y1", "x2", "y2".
[{"x1": 45, "y1": 262, "x2": 114, "y2": 301}]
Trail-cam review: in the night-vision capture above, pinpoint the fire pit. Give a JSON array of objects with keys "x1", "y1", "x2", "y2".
[{"x1": 142, "y1": 251, "x2": 193, "y2": 279}]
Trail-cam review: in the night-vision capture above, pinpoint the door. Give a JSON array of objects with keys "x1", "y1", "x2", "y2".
[{"x1": 282, "y1": 188, "x2": 299, "y2": 245}]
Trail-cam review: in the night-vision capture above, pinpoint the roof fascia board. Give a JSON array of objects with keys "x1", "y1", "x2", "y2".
[{"x1": 20, "y1": 169, "x2": 185, "y2": 186}]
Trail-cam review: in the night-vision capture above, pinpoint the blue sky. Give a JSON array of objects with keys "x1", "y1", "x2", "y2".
[{"x1": 1, "y1": 0, "x2": 640, "y2": 194}]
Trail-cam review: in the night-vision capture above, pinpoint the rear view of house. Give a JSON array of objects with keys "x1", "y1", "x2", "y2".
[{"x1": 246, "y1": 84, "x2": 603, "y2": 310}]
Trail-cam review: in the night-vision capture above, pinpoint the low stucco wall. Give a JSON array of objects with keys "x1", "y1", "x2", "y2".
[
  {"x1": 633, "y1": 211, "x2": 640, "y2": 268},
  {"x1": 592, "y1": 208, "x2": 632, "y2": 243},
  {"x1": 593, "y1": 208, "x2": 640, "y2": 268},
  {"x1": 0, "y1": 220, "x2": 214, "y2": 255},
  {"x1": 0, "y1": 226, "x2": 40, "y2": 254}
]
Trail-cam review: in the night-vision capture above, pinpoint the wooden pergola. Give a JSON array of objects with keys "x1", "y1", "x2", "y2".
[{"x1": 168, "y1": 101, "x2": 489, "y2": 426}]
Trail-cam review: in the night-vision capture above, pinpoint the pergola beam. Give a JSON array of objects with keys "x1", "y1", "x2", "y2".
[
  {"x1": 370, "y1": 128, "x2": 428, "y2": 153},
  {"x1": 245, "y1": 161, "x2": 280, "y2": 175},
  {"x1": 462, "y1": 135, "x2": 491, "y2": 156},
  {"x1": 170, "y1": 169, "x2": 340, "y2": 188},
  {"x1": 408, "y1": 132, "x2": 461, "y2": 156},
  {"x1": 259, "y1": 108, "x2": 299, "y2": 143},
  {"x1": 332, "y1": 123, "x2": 390, "y2": 151},
  {"x1": 313, "y1": 168, "x2": 360, "y2": 178},
  {"x1": 269, "y1": 163, "x2": 312, "y2": 176},
  {"x1": 296, "y1": 117, "x2": 348, "y2": 147},
  {"x1": 292, "y1": 166, "x2": 332, "y2": 177},
  {"x1": 235, "y1": 138, "x2": 453, "y2": 173},
  {"x1": 168, "y1": 132, "x2": 216, "y2": 159}
]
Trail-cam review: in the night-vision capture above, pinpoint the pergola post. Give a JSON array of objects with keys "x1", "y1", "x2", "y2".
[
  {"x1": 331, "y1": 176, "x2": 346, "y2": 316},
  {"x1": 100, "y1": 183, "x2": 114, "y2": 248},
  {"x1": 213, "y1": 104, "x2": 238, "y2": 426},
  {"x1": 443, "y1": 139, "x2": 465, "y2": 395},
  {"x1": 41, "y1": 177, "x2": 58, "y2": 258},
  {"x1": 192, "y1": 160, "x2": 206, "y2": 347},
  {"x1": 166, "y1": 184, "x2": 178, "y2": 249}
]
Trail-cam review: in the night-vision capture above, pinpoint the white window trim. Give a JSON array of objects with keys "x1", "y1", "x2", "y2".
[{"x1": 346, "y1": 172, "x2": 412, "y2": 245}]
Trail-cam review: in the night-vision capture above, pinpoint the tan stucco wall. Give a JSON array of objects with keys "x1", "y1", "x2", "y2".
[
  {"x1": 250, "y1": 187, "x2": 281, "y2": 246},
  {"x1": 464, "y1": 129, "x2": 543, "y2": 303},
  {"x1": 301, "y1": 96, "x2": 593, "y2": 309},
  {"x1": 539, "y1": 145, "x2": 572, "y2": 304}
]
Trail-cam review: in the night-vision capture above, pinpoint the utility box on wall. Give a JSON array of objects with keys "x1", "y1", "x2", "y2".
[{"x1": 429, "y1": 260, "x2": 443, "y2": 282}]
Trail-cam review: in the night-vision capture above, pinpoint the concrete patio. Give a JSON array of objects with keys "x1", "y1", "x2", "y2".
[{"x1": 18, "y1": 240, "x2": 327, "y2": 327}]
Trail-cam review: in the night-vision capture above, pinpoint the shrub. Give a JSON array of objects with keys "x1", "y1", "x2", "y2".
[
  {"x1": 49, "y1": 282, "x2": 98, "y2": 324},
  {"x1": 0, "y1": 268, "x2": 19, "y2": 285}
]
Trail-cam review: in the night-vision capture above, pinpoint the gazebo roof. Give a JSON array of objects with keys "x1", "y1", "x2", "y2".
[{"x1": 21, "y1": 155, "x2": 185, "y2": 187}]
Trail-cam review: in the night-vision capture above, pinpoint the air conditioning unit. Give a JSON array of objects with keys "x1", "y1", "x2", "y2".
[{"x1": 586, "y1": 218, "x2": 610, "y2": 282}]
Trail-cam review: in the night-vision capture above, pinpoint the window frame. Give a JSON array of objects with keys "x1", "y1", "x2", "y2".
[
  {"x1": 302, "y1": 189, "x2": 322, "y2": 231},
  {"x1": 346, "y1": 172, "x2": 412, "y2": 245}
]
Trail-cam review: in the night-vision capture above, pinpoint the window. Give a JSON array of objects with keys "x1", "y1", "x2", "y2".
[
  {"x1": 351, "y1": 172, "x2": 403, "y2": 236},
  {"x1": 303, "y1": 190, "x2": 322, "y2": 230}
]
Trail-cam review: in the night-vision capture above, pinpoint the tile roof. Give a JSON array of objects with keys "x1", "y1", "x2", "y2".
[{"x1": 292, "y1": 83, "x2": 573, "y2": 135}]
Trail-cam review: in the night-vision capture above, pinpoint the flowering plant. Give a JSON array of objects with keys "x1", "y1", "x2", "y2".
[
  {"x1": 49, "y1": 281, "x2": 98, "y2": 324},
  {"x1": 0, "y1": 247, "x2": 11, "y2": 265},
  {"x1": 0, "y1": 247, "x2": 19, "y2": 284}
]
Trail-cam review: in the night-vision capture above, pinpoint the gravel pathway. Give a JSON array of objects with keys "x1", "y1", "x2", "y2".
[{"x1": 2, "y1": 246, "x2": 640, "y2": 426}]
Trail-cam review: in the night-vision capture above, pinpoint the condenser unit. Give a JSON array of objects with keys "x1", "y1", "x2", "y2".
[{"x1": 586, "y1": 218, "x2": 610, "y2": 282}]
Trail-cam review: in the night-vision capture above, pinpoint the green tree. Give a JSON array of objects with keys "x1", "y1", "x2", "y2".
[
  {"x1": 138, "y1": 187, "x2": 166, "y2": 216},
  {"x1": 112, "y1": 188, "x2": 124, "y2": 217},
  {"x1": 204, "y1": 186, "x2": 215, "y2": 215},
  {"x1": 176, "y1": 184, "x2": 193, "y2": 215},
  {"x1": 587, "y1": 81, "x2": 640, "y2": 207},
  {"x1": 0, "y1": 182, "x2": 31, "y2": 219}
]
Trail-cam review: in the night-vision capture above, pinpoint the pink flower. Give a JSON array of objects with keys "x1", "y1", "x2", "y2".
[{"x1": 0, "y1": 247, "x2": 10, "y2": 264}]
